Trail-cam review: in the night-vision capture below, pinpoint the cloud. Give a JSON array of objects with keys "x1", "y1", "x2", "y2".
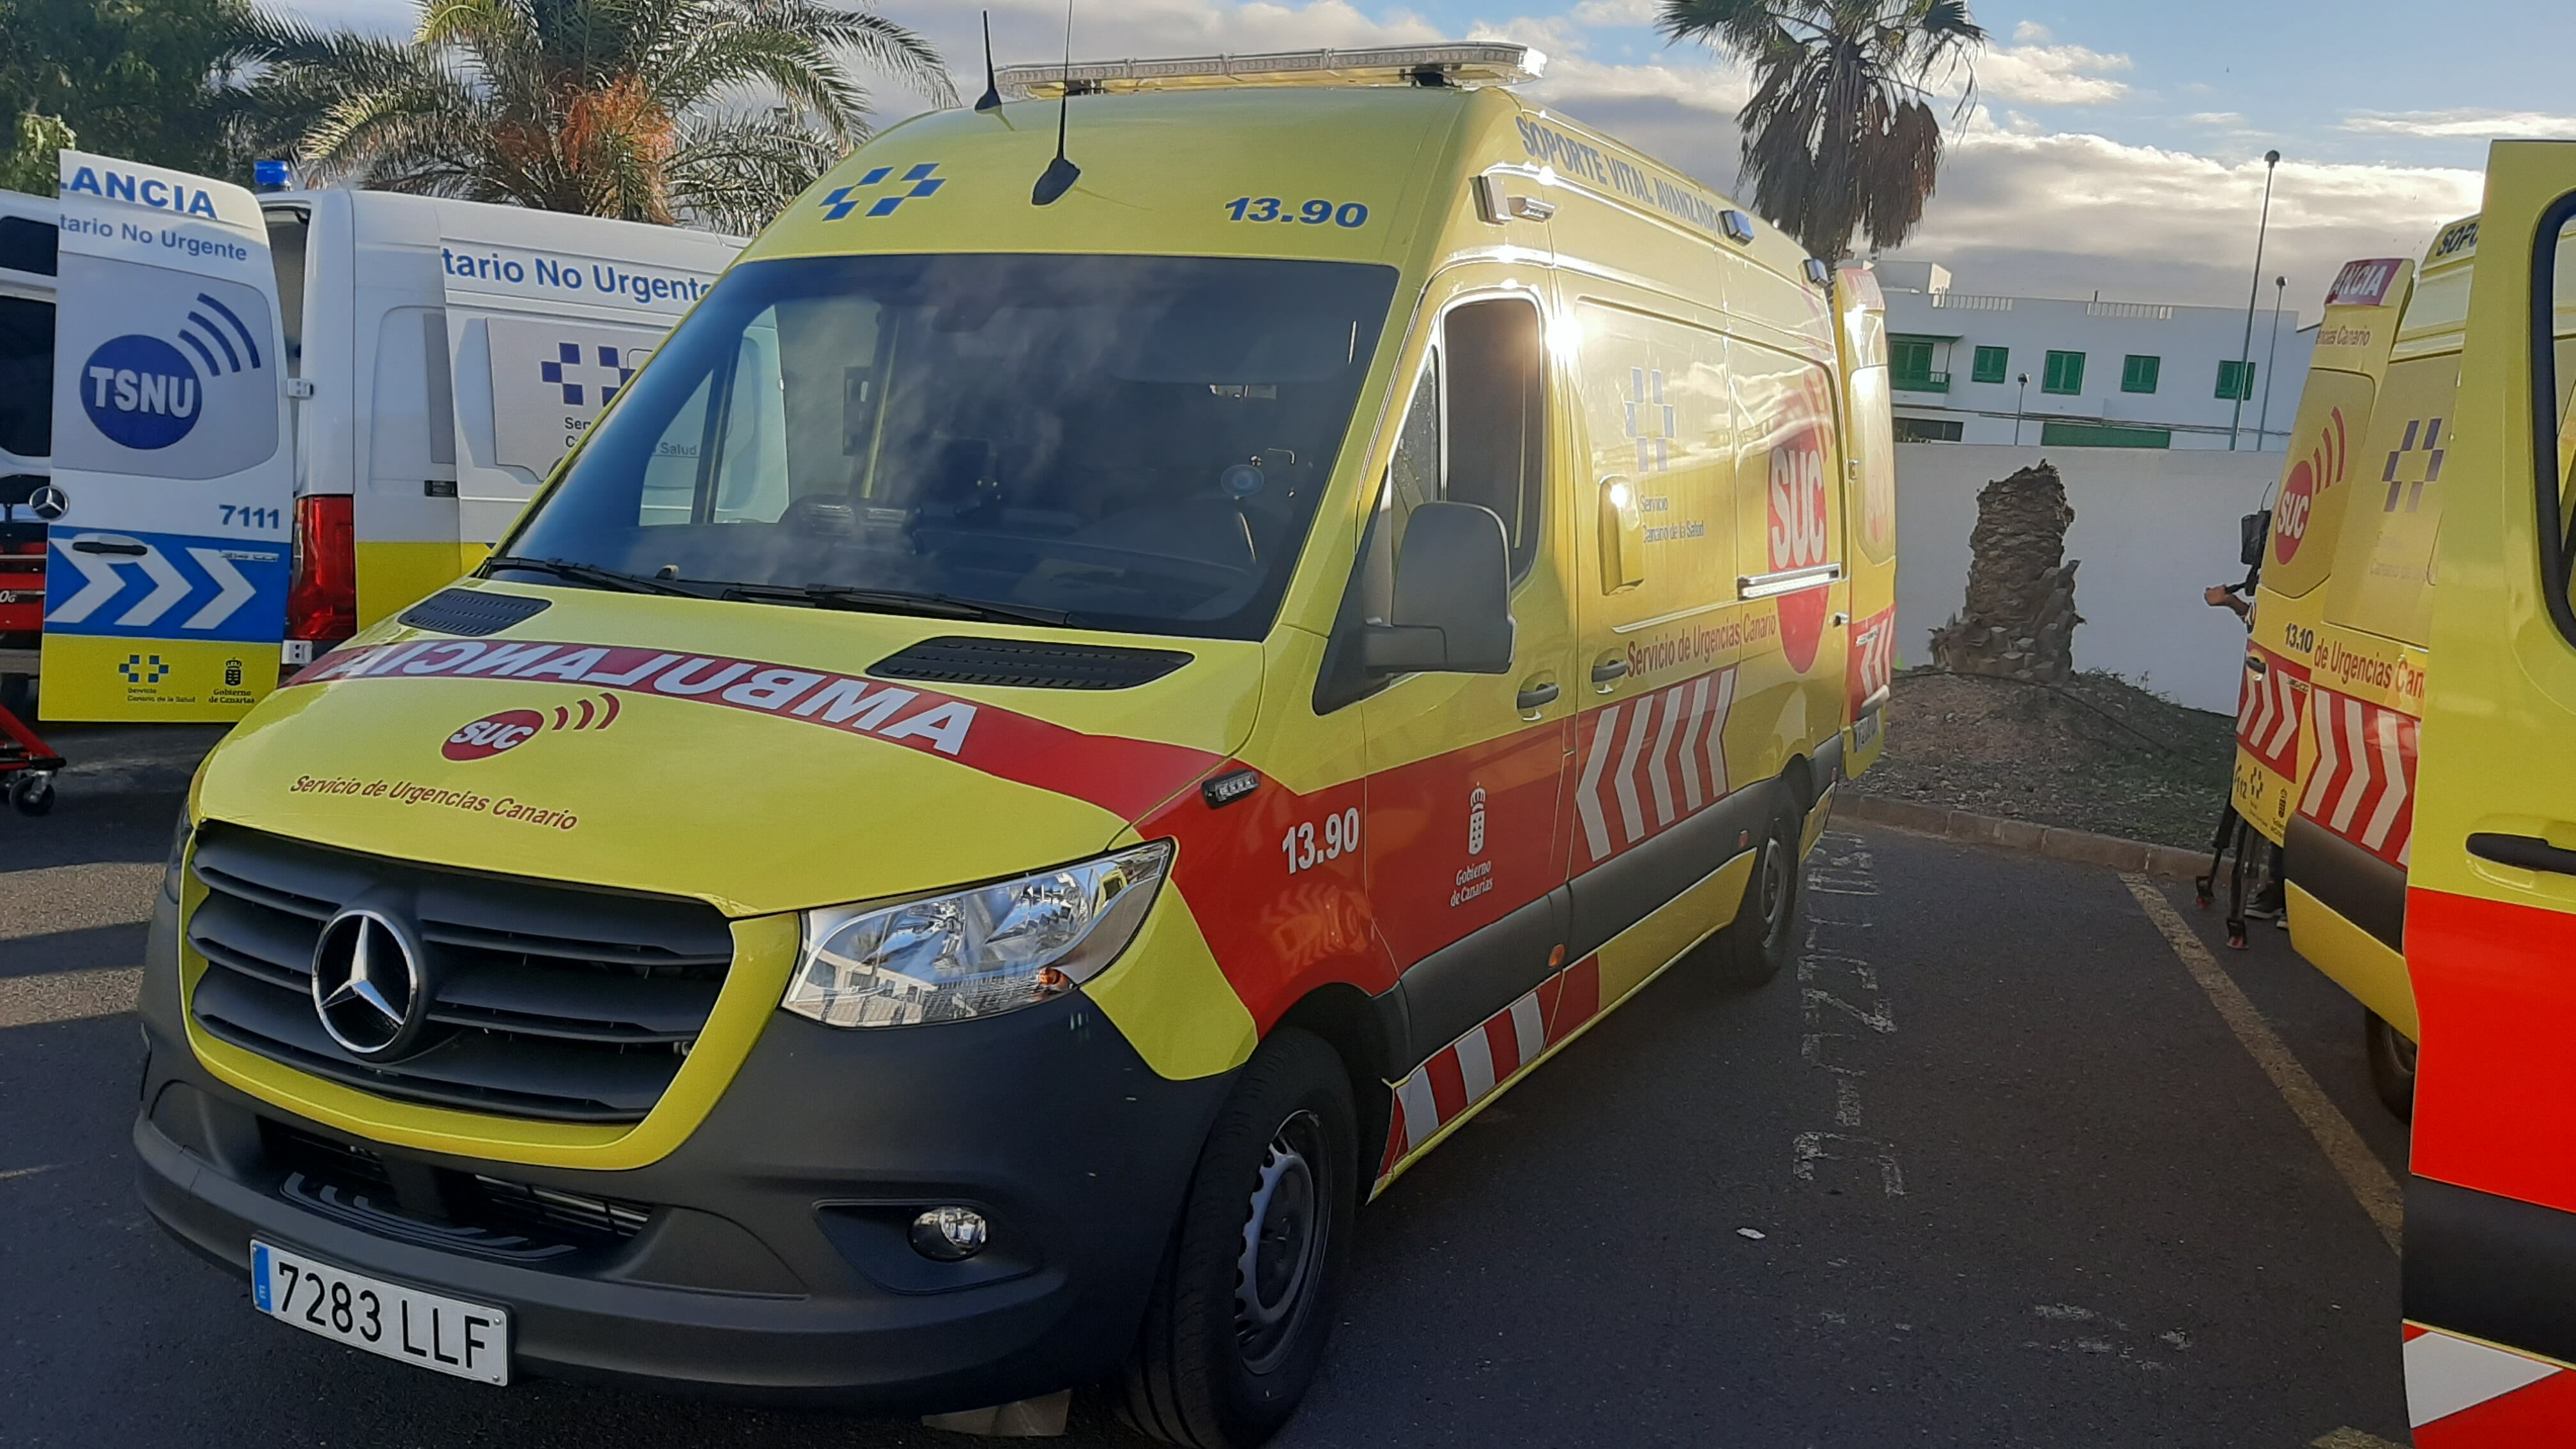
[
  {"x1": 1974, "y1": 38, "x2": 2133, "y2": 107},
  {"x1": 2341, "y1": 109, "x2": 2576, "y2": 141},
  {"x1": 2185, "y1": 112, "x2": 2246, "y2": 128},
  {"x1": 1570, "y1": 0, "x2": 1662, "y2": 24},
  {"x1": 1885, "y1": 132, "x2": 2480, "y2": 310}
]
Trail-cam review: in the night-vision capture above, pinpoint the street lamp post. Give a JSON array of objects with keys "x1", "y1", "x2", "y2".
[
  {"x1": 2015, "y1": 372, "x2": 2029, "y2": 446},
  {"x1": 2230, "y1": 149, "x2": 2282, "y2": 450},
  {"x1": 2257, "y1": 274, "x2": 2287, "y2": 449}
]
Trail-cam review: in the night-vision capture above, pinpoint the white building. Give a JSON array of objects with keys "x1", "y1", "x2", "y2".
[{"x1": 1872, "y1": 261, "x2": 2317, "y2": 452}]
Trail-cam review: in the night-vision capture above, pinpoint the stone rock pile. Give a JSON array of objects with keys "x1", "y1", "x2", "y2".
[{"x1": 1929, "y1": 460, "x2": 2083, "y2": 684}]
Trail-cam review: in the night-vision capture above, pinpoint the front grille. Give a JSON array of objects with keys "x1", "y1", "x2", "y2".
[
  {"x1": 188, "y1": 824, "x2": 735, "y2": 1123},
  {"x1": 263, "y1": 1121, "x2": 650, "y2": 1261}
]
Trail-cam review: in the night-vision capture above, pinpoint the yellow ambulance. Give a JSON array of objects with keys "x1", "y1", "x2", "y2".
[
  {"x1": 2235, "y1": 214, "x2": 2576, "y2": 1120},
  {"x1": 132, "y1": 44, "x2": 1893, "y2": 1444}
]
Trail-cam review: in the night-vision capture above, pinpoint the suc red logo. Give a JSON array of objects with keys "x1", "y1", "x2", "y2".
[{"x1": 443, "y1": 710, "x2": 544, "y2": 761}]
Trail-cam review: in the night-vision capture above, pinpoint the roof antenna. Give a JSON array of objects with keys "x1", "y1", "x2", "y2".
[
  {"x1": 974, "y1": 11, "x2": 1002, "y2": 112},
  {"x1": 1031, "y1": 0, "x2": 1081, "y2": 205}
]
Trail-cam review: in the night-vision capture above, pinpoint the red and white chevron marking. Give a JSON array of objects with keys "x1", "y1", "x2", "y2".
[
  {"x1": 1574, "y1": 666, "x2": 1738, "y2": 868},
  {"x1": 2234, "y1": 646, "x2": 2308, "y2": 780},
  {"x1": 1847, "y1": 604, "x2": 1897, "y2": 719},
  {"x1": 2297, "y1": 684, "x2": 2418, "y2": 866},
  {"x1": 2406, "y1": 1324, "x2": 2576, "y2": 1444},
  {"x1": 1378, "y1": 954, "x2": 1603, "y2": 1178}
]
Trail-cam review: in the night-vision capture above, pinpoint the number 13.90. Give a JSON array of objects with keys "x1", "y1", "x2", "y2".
[{"x1": 1283, "y1": 809, "x2": 1361, "y2": 874}]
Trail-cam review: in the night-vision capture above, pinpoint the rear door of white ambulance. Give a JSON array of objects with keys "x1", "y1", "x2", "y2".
[{"x1": 42, "y1": 151, "x2": 294, "y2": 721}]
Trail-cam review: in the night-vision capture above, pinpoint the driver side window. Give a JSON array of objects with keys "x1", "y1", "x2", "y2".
[{"x1": 1352, "y1": 296, "x2": 1545, "y2": 627}]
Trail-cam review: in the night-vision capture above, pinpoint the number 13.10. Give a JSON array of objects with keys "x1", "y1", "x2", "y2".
[
  {"x1": 1226, "y1": 197, "x2": 1369, "y2": 228},
  {"x1": 1284, "y1": 809, "x2": 1361, "y2": 874}
]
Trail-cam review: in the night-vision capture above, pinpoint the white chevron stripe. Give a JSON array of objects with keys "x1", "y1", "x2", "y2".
[
  {"x1": 2301, "y1": 693, "x2": 2345, "y2": 817},
  {"x1": 2327, "y1": 698, "x2": 2373, "y2": 832},
  {"x1": 1395, "y1": 1071, "x2": 1438, "y2": 1156},
  {"x1": 2264, "y1": 675, "x2": 2302, "y2": 756},
  {"x1": 1613, "y1": 695, "x2": 1657, "y2": 844},
  {"x1": 2248, "y1": 666, "x2": 2277, "y2": 744},
  {"x1": 1509, "y1": 993, "x2": 1547, "y2": 1066},
  {"x1": 1575, "y1": 705, "x2": 1621, "y2": 862},
  {"x1": 1678, "y1": 676, "x2": 1710, "y2": 813},
  {"x1": 1646, "y1": 684, "x2": 1685, "y2": 827},
  {"x1": 1454, "y1": 1025, "x2": 1498, "y2": 1104},
  {"x1": 1704, "y1": 668, "x2": 1735, "y2": 799},
  {"x1": 2405, "y1": 1328, "x2": 2563, "y2": 1427},
  {"x1": 2362, "y1": 711, "x2": 2411, "y2": 850}
]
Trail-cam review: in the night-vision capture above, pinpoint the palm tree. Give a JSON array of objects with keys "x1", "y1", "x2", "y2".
[
  {"x1": 1658, "y1": 0, "x2": 1984, "y2": 261},
  {"x1": 238, "y1": 0, "x2": 953, "y2": 233}
]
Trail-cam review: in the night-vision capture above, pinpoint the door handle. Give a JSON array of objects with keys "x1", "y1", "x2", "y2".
[
  {"x1": 1590, "y1": 656, "x2": 1629, "y2": 685},
  {"x1": 2467, "y1": 832, "x2": 2576, "y2": 877},
  {"x1": 1517, "y1": 679, "x2": 1561, "y2": 711}
]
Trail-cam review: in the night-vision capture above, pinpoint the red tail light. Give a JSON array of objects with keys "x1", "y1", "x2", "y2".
[{"x1": 286, "y1": 493, "x2": 356, "y2": 646}]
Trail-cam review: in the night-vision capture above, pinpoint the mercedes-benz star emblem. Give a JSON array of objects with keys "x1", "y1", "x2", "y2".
[
  {"x1": 310, "y1": 908, "x2": 425, "y2": 1058},
  {"x1": 28, "y1": 484, "x2": 68, "y2": 521}
]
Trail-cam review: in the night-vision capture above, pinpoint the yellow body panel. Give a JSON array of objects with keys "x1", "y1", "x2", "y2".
[
  {"x1": 354, "y1": 539, "x2": 487, "y2": 632},
  {"x1": 2284, "y1": 882, "x2": 2418, "y2": 1038},
  {"x1": 37, "y1": 634, "x2": 279, "y2": 721}
]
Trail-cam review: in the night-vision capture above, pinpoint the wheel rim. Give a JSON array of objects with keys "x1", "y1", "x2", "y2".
[
  {"x1": 1235, "y1": 1108, "x2": 1330, "y2": 1375},
  {"x1": 1757, "y1": 831, "x2": 1792, "y2": 943},
  {"x1": 2390, "y1": 1029, "x2": 2419, "y2": 1078}
]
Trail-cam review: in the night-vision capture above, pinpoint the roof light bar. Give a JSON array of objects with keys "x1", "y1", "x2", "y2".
[{"x1": 995, "y1": 42, "x2": 1546, "y2": 99}]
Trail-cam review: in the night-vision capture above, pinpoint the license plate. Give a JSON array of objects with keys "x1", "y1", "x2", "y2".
[{"x1": 251, "y1": 1241, "x2": 510, "y2": 1385}]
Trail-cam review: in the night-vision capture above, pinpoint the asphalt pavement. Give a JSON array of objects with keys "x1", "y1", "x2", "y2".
[{"x1": 1, "y1": 744, "x2": 2416, "y2": 1448}]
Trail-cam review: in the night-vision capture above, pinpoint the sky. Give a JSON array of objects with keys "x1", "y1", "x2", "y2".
[{"x1": 296, "y1": 0, "x2": 2576, "y2": 321}]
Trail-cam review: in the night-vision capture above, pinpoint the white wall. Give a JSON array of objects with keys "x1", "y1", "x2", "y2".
[{"x1": 1892, "y1": 443, "x2": 2280, "y2": 714}]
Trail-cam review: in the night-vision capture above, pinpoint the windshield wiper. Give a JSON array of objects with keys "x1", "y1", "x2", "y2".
[
  {"x1": 718, "y1": 581, "x2": 1071, "y2": 628},
  {"x1": 480, "y1": 555, "x2": 707, "y2": 597}
]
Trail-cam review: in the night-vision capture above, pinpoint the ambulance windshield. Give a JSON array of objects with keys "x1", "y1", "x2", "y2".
[{"x1": 509, "y1": 253, "x2": 1399, "y2": 640}]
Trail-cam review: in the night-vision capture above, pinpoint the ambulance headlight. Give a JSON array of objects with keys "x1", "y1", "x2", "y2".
[{"x1": 783, "y1": 841, "x2": 1172, "y2": 1028}]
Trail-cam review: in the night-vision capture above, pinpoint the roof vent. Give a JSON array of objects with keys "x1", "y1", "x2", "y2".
[
  {"x1": 398, "y1": 588, "x2": 551, "y2": 638},
  {"x1": 871, "y1": 637, "x2": 1193, "y2": 691}
]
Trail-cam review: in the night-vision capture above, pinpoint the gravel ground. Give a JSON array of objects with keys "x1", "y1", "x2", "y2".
[{"x1": 1857, "y1": 667, "x2": 2236, "y2": 850}]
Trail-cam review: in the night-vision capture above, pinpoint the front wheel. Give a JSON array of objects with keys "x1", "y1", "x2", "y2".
[
  {"x1": 2365, "y1": 1009, "x2": 2416, "y2": 1124},
  {"x1": 1121, "y1": 1029, "x2": 1356, "y2": 1449},
  {"x1": 1698, "y1": 795, "x2": 1804, "y2": 989}
]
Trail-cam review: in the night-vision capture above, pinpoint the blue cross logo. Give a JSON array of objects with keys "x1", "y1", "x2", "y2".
[
  {"x1": 2381, "y1": 415, "x2": 2444, "y2": 513},
  {"x1": 540, "y1": 343, "x2": 637, "y2": 407},
  {"x1": 1625, "y1": 366, "x2": 1675, "y2": 473},
  {"x1": 820, "y1": 162, "x2": 946, "y2": 220}
]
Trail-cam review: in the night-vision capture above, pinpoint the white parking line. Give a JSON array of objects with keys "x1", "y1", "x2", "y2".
[
  {"x1": 0, "y1": 967, "x2": 142, "y2": 1029},
  {"x1": 2120, "y1": 874, "x2": 2403, "y2": 1254}
]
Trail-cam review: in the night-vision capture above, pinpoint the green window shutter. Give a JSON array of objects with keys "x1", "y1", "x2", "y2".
[
  {"x1": 2042, "y1": 350, "x2": 2085, "y2": 394},
  {"x1": 1892, "y1": 416, "x2": 1964, "y2": 442},
  {"x1": 2120, "y1": 355, "x2": 2160, "y2": 394},
  {"x1": 1971, "y1": 346, "x2": 2009, "y2": 383},
  {"x1": 2215, "y1": 360, "x2": 2255, "y2": 399},
  {"x1": 1889, "y1": 336, "x2": 1946, "y2": 390},
  {"x1": 2039, "y1": 420, "x2": 2172, "y2": 449}
]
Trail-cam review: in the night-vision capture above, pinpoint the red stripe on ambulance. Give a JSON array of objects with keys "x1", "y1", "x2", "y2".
[
  {"x1": 290, "y1": 638, "x2": 1220, "y2": 822},
  {"x1": 2297, "y1": 684, "x2": 2418, "y2": 866}
]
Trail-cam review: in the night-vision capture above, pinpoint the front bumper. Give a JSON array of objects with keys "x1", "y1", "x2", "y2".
[{"x1": 133, "y1": 889, "x2": 1234, "y2": 1414}]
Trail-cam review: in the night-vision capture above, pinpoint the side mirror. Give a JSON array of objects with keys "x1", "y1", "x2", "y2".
[
  {"x1": 2241, "y1": 509, "x2": 2272, "y2": 569},
  {"x1": 1361, "y1": 500, "x2": 1515, "y2": 675}
]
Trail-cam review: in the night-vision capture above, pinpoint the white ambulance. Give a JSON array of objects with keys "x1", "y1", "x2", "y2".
[{"x1": 0, "y1": 152, "x2": 741, "y2": 721}]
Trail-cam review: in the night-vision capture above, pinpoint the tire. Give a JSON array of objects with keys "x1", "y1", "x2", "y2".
[
  {"x1": 1121, "y1": 1029, "x2": 1357, "y2": 1449},
  {"x1": 2365, "y1": 1009, "x2": 2416, "y2": 1124},
  {"x1": 1699, "y1": 792, "x2": 1803, "y2": 990}
]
